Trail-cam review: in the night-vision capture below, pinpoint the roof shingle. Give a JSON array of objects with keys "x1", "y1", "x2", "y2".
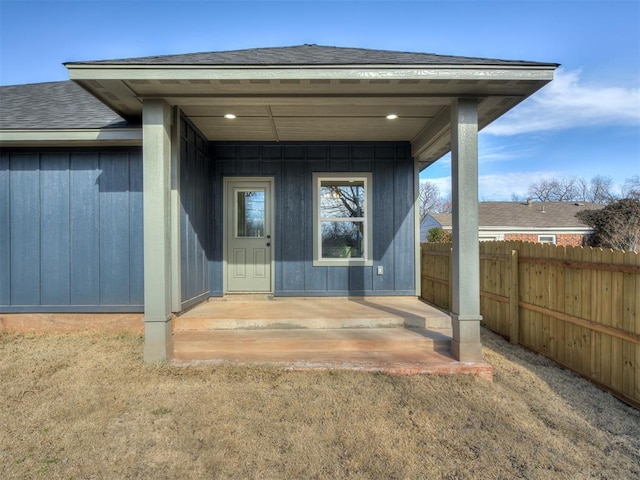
[
  {"x1": 0, "y1": 81, "x2": 127, "y2": 130},
  {"x1": 428, "y1": 202, "x2": 603, "y2": 229},
  {"x1": 65, "y1": 44, "x2": 558, "y2": 67}
]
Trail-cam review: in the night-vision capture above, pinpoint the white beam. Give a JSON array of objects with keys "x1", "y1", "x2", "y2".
[
  {"x1": 411, "y1": 105, "x2": 451, "y2": 158},
  {"x1": 147, "y1": 95, "x2": 456, "y2": 107}
]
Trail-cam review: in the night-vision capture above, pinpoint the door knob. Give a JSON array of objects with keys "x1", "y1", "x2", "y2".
[
  {"x1": 266, "y1": 235, "x2": 271, "y2": 239},
  {"x1": 266, "y1": 242, "x2": 271, "y2": 247}
]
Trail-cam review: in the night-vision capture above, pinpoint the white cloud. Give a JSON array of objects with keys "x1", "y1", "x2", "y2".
[
  {"x1": 484, "y1": 69, "x2": 640, "y2": 136},
  {"x1": 419, "y1": 176, "x2": 451, "y2": 197},
  {"x1": 478, "y1": 171, "x2": 564, "y2": 200}
]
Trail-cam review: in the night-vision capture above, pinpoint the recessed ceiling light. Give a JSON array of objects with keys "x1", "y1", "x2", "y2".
[
  {"x1": 386, "y1": 114, "x2": 398, "y2": 120},
  {"x1": 224, "y1": 113, "x2": 237, "y2": 119}
]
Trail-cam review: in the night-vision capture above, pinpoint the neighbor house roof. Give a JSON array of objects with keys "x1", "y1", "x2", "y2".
[
  {"x1": 0, "y1": 81, "x2": 127, "y2": 129},
  {"x1": 427, "y1": 202, "x2": 603, "y2": 229},
  {"x1": 65, "y1": 44, "x2": 558, "y2": 67}
]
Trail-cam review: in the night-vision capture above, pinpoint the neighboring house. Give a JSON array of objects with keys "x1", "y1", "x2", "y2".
[
  {"x1": 421, "y1": 201, "x2": 603, "y2": 245},
  {"x1": 0, "y1": 45, "x2": 558, "y2": 362}
]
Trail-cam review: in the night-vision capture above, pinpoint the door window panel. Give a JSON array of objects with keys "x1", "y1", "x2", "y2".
[{"x1": 236, "y1": 190, "x2": 265, "y2": 238}]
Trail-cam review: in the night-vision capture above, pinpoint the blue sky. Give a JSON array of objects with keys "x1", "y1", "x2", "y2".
[{"x1": 1, "y1": 0, "x2": 638, "y2": 199}]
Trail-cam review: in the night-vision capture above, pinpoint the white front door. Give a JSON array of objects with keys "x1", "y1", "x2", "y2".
[{"x1": 225, "y1": 179, "x2": 273, "y2": 292}]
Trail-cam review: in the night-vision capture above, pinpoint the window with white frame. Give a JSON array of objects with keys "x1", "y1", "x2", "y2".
[
  {"x1": 313, "y1": 173, "x2": 373, "y2": 266},
  {"x1": 538, "y1": 234, "x2": 556, "y2": 244}
]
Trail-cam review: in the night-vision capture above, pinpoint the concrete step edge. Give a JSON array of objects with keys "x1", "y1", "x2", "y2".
[{"x1": 175, "y1": 318, "x2": 451, "y2": 331}]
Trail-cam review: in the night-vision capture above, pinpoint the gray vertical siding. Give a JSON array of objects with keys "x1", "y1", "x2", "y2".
[
  {"x1": 210, "y1": 142, "x2": 415, "y2": 296},
  {"x1": 0, "y1": 149, "x2": 144, "y2": 312},
  {"x1": 179, "y1": 116, "x2": 210, "y2": 308}
]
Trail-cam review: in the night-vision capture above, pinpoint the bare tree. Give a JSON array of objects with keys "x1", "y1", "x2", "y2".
[
  {"x1": 419, "y1": 181, "x2": 448, "y2": 222},
  {"x1": 623, "y1": 175, "x2": 640, "y2": 200},
  {"x1": 439, "y1": 193, "x2": 453, "y2": 214},
  {"x1": 577, "y1": 175, "x2": 616, "y2": 204},
  {"x1": 527, "y1": 179, "x2": 552, "y2": 202},
  {"x1": 526, "y1": 176, "x2": 618, "y2": 204},
  {"x1": 528, "y1": 177, "x2": 579, "y2": 202},
  {"x1": 553, "y1": 177, "x2": 579, "y2": 201}
]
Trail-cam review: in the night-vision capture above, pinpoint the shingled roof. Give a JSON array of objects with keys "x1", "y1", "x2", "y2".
[
  {"x1": 65, "y1": 44, "x2": 558, "y2": 67},
  {"x1": 429, "y1": 202, "x2": 603, "y2": 229},
  {"x1": 0, "y1": 81, "x2": 128, "y2": 129}
]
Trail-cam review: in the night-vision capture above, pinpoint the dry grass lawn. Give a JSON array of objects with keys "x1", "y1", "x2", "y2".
[{"x1": 0, "y1": 328, "x2": 638, "y2": 479}]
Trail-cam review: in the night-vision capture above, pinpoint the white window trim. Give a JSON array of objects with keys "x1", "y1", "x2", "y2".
[
  {"x1": 538, "y1": 234, "x2": 557, "y2": 244},
  {"x1": 313, "y1": 172, "x2": 373, "y2": 267}
]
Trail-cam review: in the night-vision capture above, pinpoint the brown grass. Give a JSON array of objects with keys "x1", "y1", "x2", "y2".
[{"x1": 0, "y1": 328, "x2": 638, "y2": 479}]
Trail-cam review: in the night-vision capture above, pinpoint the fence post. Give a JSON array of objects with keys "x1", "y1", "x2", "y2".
[{"x1": 509, "y1": 248, "x2": 520, "y2": 345}]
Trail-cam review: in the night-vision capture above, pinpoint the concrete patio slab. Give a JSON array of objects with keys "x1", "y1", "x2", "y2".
[
  {"x1": 173, "y1": 328, "x2": 493, "y2": 379},
  {"x1": 175, "y1": 296, "x2": 452, "y2": 330},
  {"x1": 172, "y1": 297, "x2": 493, "y2": 379}
]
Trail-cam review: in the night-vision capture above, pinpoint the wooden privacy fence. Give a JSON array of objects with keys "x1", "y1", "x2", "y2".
[{"x1": 421, "y1": 241, "x2": 640, "y2": 408}]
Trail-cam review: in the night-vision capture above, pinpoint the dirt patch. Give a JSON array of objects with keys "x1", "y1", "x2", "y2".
[{"x1": 0, "y1": 328, "x2": 638, "y2": 479}]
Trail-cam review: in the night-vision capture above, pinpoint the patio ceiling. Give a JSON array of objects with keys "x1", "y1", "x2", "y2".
[{"x1": 67, "y1": 63, "x2": 555, "y2": 168}]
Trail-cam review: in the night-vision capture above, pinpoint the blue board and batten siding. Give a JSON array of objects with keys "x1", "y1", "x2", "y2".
[
  {"x1": 209, "y1": 143, "x2": 416, "y2": 296},
  {"x1": 179, "y1": 117, "x2": 210, "y2": 308},
  {"x1": 0, "y1": 150, "x2": 144, "y2": 312},
  {"x1": 1, "y1": 141, "x2": 416, "y2": 313}
]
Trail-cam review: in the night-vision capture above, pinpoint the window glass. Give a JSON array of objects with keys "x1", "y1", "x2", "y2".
[
  {"x1": 320, "y1": 181, "x2": 365, "y2": 218},
  {"x1": 236, "y1": 190, "x2": 265, "y2": 237},
  {"x1": 314, "y1": 174, "x2": 371, "y2": 265},
  {"x1": 321, "y1": 221, "x2": 364, "y2": 258}
]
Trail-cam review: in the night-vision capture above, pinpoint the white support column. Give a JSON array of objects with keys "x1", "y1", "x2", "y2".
[
  {"x1": 450, "y1": 98, "x2": 483, "y2": 362},
  {"x1": 143, "y1": 99, "x2": 174, "y2": 362}
]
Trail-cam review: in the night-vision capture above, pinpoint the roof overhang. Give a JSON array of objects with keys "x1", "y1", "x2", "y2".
[{"x1": 66, "y1": 63, "x2": 556, "y2": 168}]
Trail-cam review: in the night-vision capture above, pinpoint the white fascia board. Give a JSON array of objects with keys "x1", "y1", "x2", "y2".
[
  {"x1": 0, "y1": 128, "x2": 142, "y2": 146},
  {"x1": 68, "y1": 65, "x2": 556, "y2": 82}
]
